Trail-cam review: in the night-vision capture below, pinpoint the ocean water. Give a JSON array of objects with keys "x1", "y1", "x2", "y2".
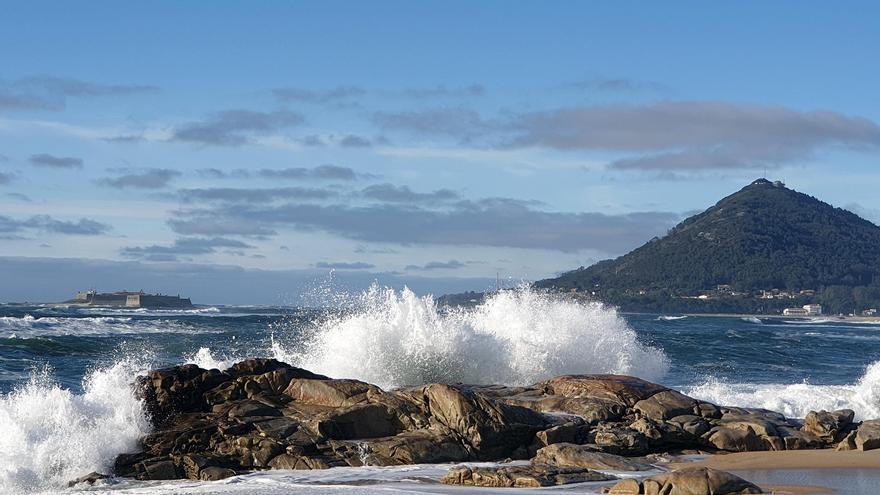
[{"x1": 2, "y1": 285, "x2": 880, "y2": 494}]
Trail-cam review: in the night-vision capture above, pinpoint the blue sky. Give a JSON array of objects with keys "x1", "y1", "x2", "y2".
[{"x1": 1, "y1": 1, "x2": 879, "y2": 304}]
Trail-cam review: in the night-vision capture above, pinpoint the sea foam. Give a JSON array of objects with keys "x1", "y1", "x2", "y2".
[
  {"x1": 0, "y1": 360, "x2": 150, "y2": 494},
  {"x1": 273, "y1": 285, "x2": 670, "y2": 389},
  {"x1": 0, "y1": 315, "x2": 215, "y2": 338},
  {"x1": 684, "y1": 360, "x2": 880, "y2": 420},
  {"x1": 186, "y1": 346, "x2": 241, "y2": 371}
]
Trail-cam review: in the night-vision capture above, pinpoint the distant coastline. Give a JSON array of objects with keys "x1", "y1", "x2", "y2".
[{"x1": 666, "y1": 312, "x2": 880, "y2": 323}]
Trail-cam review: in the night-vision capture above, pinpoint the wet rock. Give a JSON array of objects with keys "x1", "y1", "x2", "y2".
[
  {"x1": 284, "y1": 378, "x2": 380, "y2": 407},
  {"x1": 199, "y1": 466, "x2": 237, "y2": 481},
  {"x1": 705, "y1": 426, "x2": 766, "y2": 452},
  {"x1": 505, "y1": 395, "x2": 628, "y2": 423},
  {"x1": 141, "y1": 458, "x2": 180, "y2": 480},
  {"x1": 441, "y1": 464, "x2": 614, "y2": 487},
  {"x1": 534, "y1": 422, "x2": 580, "y2": 446},
  {"x1": 67, "y1": 472, "x2": 109, "y2": 487},
  {"x1": 139, "y1": 365, "x2": 230, "y2": 426},
  {"x1": 253, "y1": 417, "x2": 299, "y2": 439},
  {"x1": 836, "y1": 429, "x2": 857, "y2": 451},
  {"x1": 534, "y1": 443, "x2": 653, "y2": 471},
  {"x1": 227, "y1": 400, "x2": 282, "y2": 419},
  {"x1": 803, "y1": 409, "x2": 855, "y2": 444},
  {"x1": 540, "y1": 375, "x2": 667, "y2": 407},
  {"x1": 317, "y1": 402, "x2": 404, "y2": 439},
  {"x1": 267, "y1": 453, "x2": 336, "y2": 470},
  {"x1": 114, "y1": 360, "x2": 860, "y2": 483},
  {"x1": 605, "y1": 478, "x2": 641, "y2": 493},
  {"x1": 228, "y1": 359, "x2": 327, "y2": 380},
  {"x1": 418, "y1": 383, "x2": 549, "y2": 459},
  {"x1": 855, "y1": 419, "x2": 880, "y2": 450},
  {"x1": 366, "y1": 429, "x2": 471, "y2": 465},
  {"x1": 668, "y1": 414, "x2": 711, "y2": 438},
  {"x1": 604, "y1": 467, "x2": 761, "y2": 494},
  {"x1": 778, "y1": 426, "x2": 824, "y2": 450},
  {"x1": 634, "y1": 390, "x2": 700, "y2": 421},
  {"x1": 594, "y1": 425, "x2": 650, "y2": 455}
]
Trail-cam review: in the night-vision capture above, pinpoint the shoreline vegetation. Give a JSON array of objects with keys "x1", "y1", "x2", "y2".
[{"x1": 78, "y1": 358, "x2": 880, "y2": 495}]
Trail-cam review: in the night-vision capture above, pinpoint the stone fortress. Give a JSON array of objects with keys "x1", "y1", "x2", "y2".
[{"x1": 68, "y1": 290, "x2": 193, "y2": 309}]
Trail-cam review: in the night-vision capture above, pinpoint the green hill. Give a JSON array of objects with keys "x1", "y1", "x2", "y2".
[{"x1": 534, "y1": 179, "x2": 880, "y2": 314}]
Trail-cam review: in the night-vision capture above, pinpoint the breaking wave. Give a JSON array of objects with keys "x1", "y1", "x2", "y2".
[
  {"x1": 274, "y1": 285, "x2": 669, "y2": 389},
  {"x1": 0, "y1": 359, "x2": 150, "y2": 494},
  {"x1": 74, "y1": 306, "x2": 222, "y2": 316},
  {"x1": 684, "y1": 360, "x2": 880, "y2": 420},
  {"x1": 0, "y1": 315, "x2": 215, "y2": 338},
  {"x1": 185, "y1": 346, "x2": 241, "y2": 371}
]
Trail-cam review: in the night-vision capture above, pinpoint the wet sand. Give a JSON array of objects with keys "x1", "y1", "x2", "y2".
[
  {"x1": 669, "y1": 450, "x2": 880, "y2": 494},
  {"x1": 672, "y1": 449, "x2": 880, "y2": 470},
  {"x1": 760, "y1": 486, "x2": 833, "y2": 494}
]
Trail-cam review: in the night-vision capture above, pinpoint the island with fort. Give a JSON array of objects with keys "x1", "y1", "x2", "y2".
[{"x1": 62, "y1": 290, "x2": 193, "y2": 309}]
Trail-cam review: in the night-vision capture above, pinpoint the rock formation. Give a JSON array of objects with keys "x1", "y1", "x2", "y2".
[
  {"x1": 109, "y1": 358, "x2": 878, "y2": 489},
  {"x1": 603, "y1": 467, "x2": 762, "y2": 495}
]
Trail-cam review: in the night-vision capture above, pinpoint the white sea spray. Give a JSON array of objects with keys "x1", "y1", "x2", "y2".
[
  {"x1": 272, "y1": 284, "x2": 670, "y2": 389},
  {"x1": 0, "y1": 359, "x2": 151, "y2": 494},
  {"x1": 684, "y1": 360, "x2": 880, "y2": 420}
]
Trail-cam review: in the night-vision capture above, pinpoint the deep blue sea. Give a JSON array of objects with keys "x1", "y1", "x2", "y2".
[{"x1": 3, "y1": 286, "x2": 880, "y2": 494}]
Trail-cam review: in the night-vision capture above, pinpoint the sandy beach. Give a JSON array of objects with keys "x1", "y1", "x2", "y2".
[
  {"x1": 667, "y1": 450, "x2": 880, "y2": 494},
  {"x1": 675, "y1": 449, "x2": 880, "y2": 471}
]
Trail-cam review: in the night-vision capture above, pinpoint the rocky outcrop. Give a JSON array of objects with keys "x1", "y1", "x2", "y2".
[
  {"x1": 604, "y1": 467, "x2": 762, "y2": 495},
  {"x1": 442, "y1": 464, "x2": 613, "y2": 487},
  {"x1": 533, "y1": 443, "x2": 653, "y2": 471},
  {"x1": 115, "y1": 359, "x2": 556, "y2": 481},
  {"x1": 854, "y1": 419, "x2": 880, "y2": 451},
  {"x1": 111, "y1": 359, "x2": 865, "y2": 483},
  {"x1": 67, "y1": 472, "x2": 109, "y2": 487},
  {"x1": 802, "y1": 409, "x2": 855, "y2": 444}
]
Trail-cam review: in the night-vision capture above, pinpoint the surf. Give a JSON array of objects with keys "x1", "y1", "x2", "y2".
[
  {"x1": 0, "y1": 359, "x2": 150, "y2": 494},
  {"x1": 272, "y1": 284, "x2": 670, "y2": 389},
  {"x1": 684, "y1": 359, "x2": 880, "y2": 420}
]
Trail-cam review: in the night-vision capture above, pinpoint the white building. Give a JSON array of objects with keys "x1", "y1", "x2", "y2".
[
  {"x1": 783, "y1": 307, "x2": 809, "y2": 316},
  {"x1": 803, "y1": 304, "x2": 823, "y2": 316}
]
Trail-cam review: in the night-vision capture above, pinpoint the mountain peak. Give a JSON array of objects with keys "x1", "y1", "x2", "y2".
[
  {"x1": 748, "y1": 177, "x2": 784, "y2": 187},
  {"x1": 536, "y1": 180, "x2": 880, "y2": 314}
]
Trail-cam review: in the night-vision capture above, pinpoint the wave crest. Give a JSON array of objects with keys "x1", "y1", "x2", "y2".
[
  {"x1": 274, "y1": 285, "x2": 669, "y2": 389},
  {"x1": 684, "y1": 360, "x2": 880, "y2": 420},
  {"x1": 0, "y1": 360, "x2": 150, "y2": 493}
]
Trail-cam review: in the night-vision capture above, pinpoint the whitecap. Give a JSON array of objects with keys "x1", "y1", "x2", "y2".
[
  {"x1": 273, "y1": 284, "x2": 669, "y2": 389},
  {"x1": 683, "y1": 360, "x2": 880, "y2": 420},
  {"x1": 0, "y1": 360, "x2": 151, "y2": 494}
]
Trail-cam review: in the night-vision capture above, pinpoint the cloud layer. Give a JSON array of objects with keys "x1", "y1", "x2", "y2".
[
  {"x1": 168, "y1": 194, "x2": 678, "y2": 253},
  {"x1": 0, "y1": 76, "x2": 157, "y2": 110},
  {"x1": 172, "y1": 110, "x2": 305, "y2": 145},
  {"x1": 374, "y1": 101, "x2": 880, "y2": 170},
  {"x1": 196, "y1": 165, "x2": 362, "y2": 181},
  {"x1": 29, "y1": 153, "x2": 83, "y2": 168},
  {"x1": 121, "y1": 237, "x2": 254, "y2": 261},
  {"x1": 99, "y1": 168, "x2": 181, "y2": 189},
  {"x1": 0, "y1": 215, "x2": 111, "y2": 236}
]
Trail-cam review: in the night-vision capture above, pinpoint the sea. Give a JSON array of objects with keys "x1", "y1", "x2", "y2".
[{"x1": 3, "y1": 285, "x2": 880, "y2": 494}]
